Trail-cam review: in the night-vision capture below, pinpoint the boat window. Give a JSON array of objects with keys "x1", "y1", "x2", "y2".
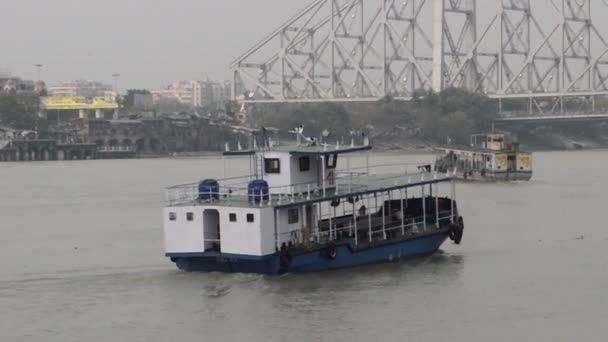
[
  {"x1": 486, "y1": 156, "x2": 491, "y2": 162},
  {"x1": 287, "y1": 208, "x2": 299, "y2": 224},
  {"x1": 264, "y1": 158, "x2": 281, "y2": 174},
  {"x1": 326, "y1": 153, "x2": 337, "y2": 169},
  {"x1": 299, "y1": 156, "x2": 310, "y2": 171},
  {"x1": 247, "y1": 213, "x2": 254, "y2": 223},
  {"x1": 169, "y1": 212, "x2": 177, "y2": 221},
  {"x1": 229, "y1": 213, "x2": 237, "y2": 222},
  {"x1": 186, "y1": 212, "x2": 193, "y2": 221}
]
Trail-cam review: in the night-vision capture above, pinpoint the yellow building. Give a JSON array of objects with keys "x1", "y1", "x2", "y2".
[{"x1": 40, "y1": 96, "x2": 119, "y2": 121}]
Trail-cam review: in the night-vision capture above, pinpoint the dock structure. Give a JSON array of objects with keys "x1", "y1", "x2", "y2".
[{"x1": 0, "y1": 140, "x2": 98, "y2": 161}]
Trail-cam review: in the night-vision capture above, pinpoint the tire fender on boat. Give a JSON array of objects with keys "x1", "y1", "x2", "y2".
[
  {"x1": 448, "y1": 217, "x2": 464, "y2": 245},
  {"x1": 325, "y1": 243, "x2": 338, "y2": 260},
  {"x1": 280, "y1": 250, "x2": 293, "y2": 267}
]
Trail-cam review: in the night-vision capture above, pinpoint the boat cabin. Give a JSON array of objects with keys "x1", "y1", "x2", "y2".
[
  {"x1": 435, "y1": 133, "x2": 533, "y2": 181},
  {"x1": 470, "y1": 133, "x2": 507, "y2": 151},
  {"x1": 225, "y1": 144, "x2": 372, "y2": 195}
]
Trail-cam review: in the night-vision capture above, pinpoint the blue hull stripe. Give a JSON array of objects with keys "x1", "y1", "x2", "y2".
[{"x1": 167, "y1": 232, "x2": 450, "y2": 274}]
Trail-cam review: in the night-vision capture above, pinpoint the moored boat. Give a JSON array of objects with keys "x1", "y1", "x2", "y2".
[
  {"x1": 163, "y1": 130, "x2": 464, "y2": 274},
  {"x1": 434, "y1": 133, "x2": 532, "y2": 182}
]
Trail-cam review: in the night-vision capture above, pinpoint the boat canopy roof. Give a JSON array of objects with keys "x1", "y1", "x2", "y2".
[
  {"x1": 223, "y1": 144, "x2": 372, "y2": 157},
  {"x1": 435, "y1": 145, "x2": 531, "y2": 154}
]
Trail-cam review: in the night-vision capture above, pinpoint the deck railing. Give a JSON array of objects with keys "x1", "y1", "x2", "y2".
[
  {"x1": 165, "y1": 163, "x2": 456, "y2": 207},
  {"x1": 98, "y1": 146, "x2": 135, "y2": 152},
  {"x1": 277, "y1": 213, "x2": 454, "y2": 248}
]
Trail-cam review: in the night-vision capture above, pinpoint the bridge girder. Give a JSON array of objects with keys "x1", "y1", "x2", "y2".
[{"x1": 231, "y1": 0, "x2": 608, "y2": 116}]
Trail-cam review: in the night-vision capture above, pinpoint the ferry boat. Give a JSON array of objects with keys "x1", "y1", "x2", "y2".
[
  {"x1": 434, "y1": 133, "x2": 532, "y2": 182},
  {"x1": 162, "y1": 130, "x2": 464, "y2": 274}
]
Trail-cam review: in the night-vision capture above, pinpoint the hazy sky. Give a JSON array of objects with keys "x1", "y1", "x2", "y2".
[
  {"x1": 3, "y1": 0, "x2": 604, "y2": 90},
  {"x1": 1, "y1": 0, "x2": 299, "y2": 89}
]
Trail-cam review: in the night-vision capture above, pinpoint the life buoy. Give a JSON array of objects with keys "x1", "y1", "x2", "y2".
[
  {"x1": 347, "y1": 195, "x2": 359, "y2": 204},
  {"x1": 331, "y1": 199, "x2": 341, "y2": 207},
  {"x1": 325, "y1": 243, "x2": 338, "y2": 260}
]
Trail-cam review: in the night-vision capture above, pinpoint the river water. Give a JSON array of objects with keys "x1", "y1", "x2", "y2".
[{"x1": 1, "y1": 151, "x2": 607, "y2": 342}]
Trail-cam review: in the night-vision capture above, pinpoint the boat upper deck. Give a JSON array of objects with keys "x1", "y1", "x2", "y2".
[
  {"x1": 435, "y1": 145, "x2": 531, "y2": 154},
  {"x1": 165, "y1": 168, "x2": 455, "y2": 209},
  {"x1": 223, "y1": 144, "x2": 372, "y2": 156}
]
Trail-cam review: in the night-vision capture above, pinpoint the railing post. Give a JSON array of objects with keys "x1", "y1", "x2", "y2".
[
  {"x1": 400, "y1": 188, "x2": 405, "y2": 236},
  {"x1": 328, "y1": 202, "x2": 333, "y2": 241},
  {"x1": 422, "y1": 185, "x2": 427, "y2": 231},
  {"x1": 353, "y1": 200, "x2": 357, "y2": 246},
  {"x1": 381, "y1": 192, "x2": 386, "y2": 240},
  {"x1": 274, "y1": 209, "x2": 280, "y2": 251},
  {"x1": 321, "y1": 155, "x2": 327, "y2": 197},
  {"x1": 450, "y1": 178, "x2": 455, "y2": 224},
  {"x1": 317, "y1": 201, "x2": 322, "y2": 241},
  {"x1": 367, "y1": 195, "x2": 372, "y2": 243},
  {"x1": 435, "y1": 182, "x2": 440, "y2": 228}
]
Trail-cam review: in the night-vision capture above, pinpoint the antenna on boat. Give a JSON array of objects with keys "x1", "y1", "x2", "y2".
[
  {"x1": 288, "y1": 124, "x2": 305, "y2": 146},
  {"x1": 261, "y1": 126, "x2": 269, "y2": 149}
]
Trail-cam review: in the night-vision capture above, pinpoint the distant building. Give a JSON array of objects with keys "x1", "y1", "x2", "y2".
[
  {"x1": 153, "y1": 80, "x2": 232, "y2": 108},
  {"x1": 153, "y1": 81, "x2": 197, "y2": 106},
  {"x1": 132, "y1": 93, "x2": 154, "y2": 111},
  {"x1": 1, "y1": 77, "x2": 46, "y2": 96},
  {"x1": 209, "y1": 80, "x2": 232, "y2": 104},
  {"x1": 48, "y1": 80, "x2": 115, "y2": 99}
]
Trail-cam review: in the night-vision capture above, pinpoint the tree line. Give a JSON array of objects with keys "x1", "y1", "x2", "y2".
[
  {"x1": 249, "y1": 88, "x2": 499, "y2": 146},
  {"x1": 0, "y1": 93, "x2": 39, "y2": 130}
]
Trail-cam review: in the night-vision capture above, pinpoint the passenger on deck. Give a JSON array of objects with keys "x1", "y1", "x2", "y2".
[{"x1": 359, "y1": 205, "x2": 367, "y2": 216}]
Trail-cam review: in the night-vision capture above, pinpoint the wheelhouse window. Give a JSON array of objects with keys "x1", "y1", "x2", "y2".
[
  {"x1": 186, "y1": 212, "x2": 193, "y2": 221},
  {"x1": 229, "y1": 213, "x2": 237, "y2": 222},
  {"x1": 264, "y1": 158, "x2": 281, "y2": 174},
  {"x1": 299, "y1": 156, "x2": 310, "y2": 171},
  {"x1": 247, "y1": 213, "x2": 254, "y2": 223},
  {"x1": 169, "y1": 212, "x2": 177, "y2": 221},
  {"x1": 287, "y1": 208, "x2": 299, "y2": 224},
  {"x1": 326, "y1": 153, "x2": 337, "y2": 169}
]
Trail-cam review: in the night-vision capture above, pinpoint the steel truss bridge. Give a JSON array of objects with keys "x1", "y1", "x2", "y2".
[{"x1": 231, "y1": 0, "x2": 608, "y2": 118}]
